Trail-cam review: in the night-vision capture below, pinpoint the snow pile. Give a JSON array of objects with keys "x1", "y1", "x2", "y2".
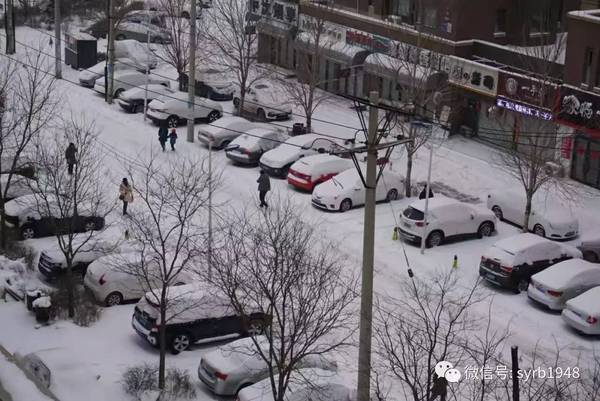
[
  {"x1": 32, "y1": 296, "x2": 51, "y2": 309},
  {"x1": 0, "y1": 255, "x2": 28, "y2": 300},
  {"x1": 0, "y1": 352, "x2": 54, "y2": 401}
]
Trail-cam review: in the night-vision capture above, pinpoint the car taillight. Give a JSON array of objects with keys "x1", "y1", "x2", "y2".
[
  {"x1": 215, "y1": 371, "x2": 228, "y2": 380},
  {"x1": 99, "y1": 274, "x2": 106, "y2": 285},
  {"x1": 289, "y1": 169, "x2": 311, "y2": 181},
  {"x1": 587, "y1": 316, "x2": 598, "y2": 324},
  {"x1": 415, "y1": 221, "x2": 425, "y2": 227},
  {"x1": 151, "y1": 324, "x2": 160, "y2": 332},
  {"x1": 547, "y1": 290, "x2": 563, "y2": 297},
  {"x1": 242, "y1": 148, "x2": 252, "y2": 155},
  {"x1": 500, "y1": 265, "x2": 513, "y2": 273}
]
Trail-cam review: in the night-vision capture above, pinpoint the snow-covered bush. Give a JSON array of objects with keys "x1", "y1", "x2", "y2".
[
  {"x1": 49, "y1": 283, "x2": 101, "y2": 327},
  {"x1": 0, "y1": 255, "x2": 29, "y2": 300},
  {"x1": 122, "y1": 364, "x2": 196, "y2": 401}
]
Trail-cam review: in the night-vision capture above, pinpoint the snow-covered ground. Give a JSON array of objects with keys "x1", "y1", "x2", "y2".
[{"x1": 0, "y1": 26, "x2": 599, "y2": 401}]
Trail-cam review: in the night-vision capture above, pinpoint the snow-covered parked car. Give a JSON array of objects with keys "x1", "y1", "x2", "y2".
[
  {"x1": 287, "y1": 154, "x2": 354, "y2": 192},
  {"x1": 147, "y1": 91, "x2": 223, "y2": 127},
  {"x1": 196, "y1": 116, "x2": 262, "y2": 149},
  {"x1": 37, "y1": 236, "x2": 130, "y2": 280},
  {"x1": 4, "y1": 194, "x2": 105, "y2": 240},
  {"x1": 94, "y1": 70, "x2": 169, "y2": 98},
  {"x1": 578, "y1": 235, "x2": 600, "y2": 263},
  {"x1": 479, "y1": 233, "x2": 582, "y2": 293},
  {"x1": 238, "y1": 368, "x2": 352, "y2": 401},
  {"x1": 225, "y1": 128, "x2": 287, "y2": 166},
  {"x1": 486, "y1": 190, "x2": 579, "y2": 240},
  {"x1": 312, "y1": 167, "x2": 403, "y2": 212},
  {"x1": 398, "y1": 197, "x2": 497, "y2": 247},
  {"x1": 114, "y1": 40, "x2": 158, "y2": 69},
  {"x1": 84, "y1": 251, "x2": 194, "y2": 306},
  {"x1": 561, "y1": 286, "x2": 600, "y2": 335},
  {"x1": 198, "y1": 336, "x2": 337, "y2": 396},
  {"x1": 117, "y1": 84, "x2": 175, "y2": 113},
  {"x1": 78, "y1": 58, "x2": 143, "y2": 87},
  {"x1": 259, "y1": 134, "x2": 337, "y2": 178},
  {"x1": 233, "y1": 83, "x2": 292, "y2": 121},
  {"x1": 527, "y1": 259, "x2": 600, "y2": 310},
  {"x1": 0, "y1": 174, "x2": 37, "y2": 201},
  {"x1": 132, "y1": 284, "x2": 271, "y2": 354},
  {"x1": 189, "y1": 66, "x2": 235, "y2": 101}
]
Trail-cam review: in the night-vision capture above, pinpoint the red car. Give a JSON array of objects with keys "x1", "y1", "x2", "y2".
[{"x1": 287, "y1": 154, "x2": 353, "y2": 192}]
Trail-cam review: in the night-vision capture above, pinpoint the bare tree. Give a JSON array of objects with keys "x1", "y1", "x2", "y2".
[
  {"x1": 202, "y1": 0, "x2": 261, "y2": 115},
  {"x1": 28, "y1": 116, "x2": 110, "y2": 318},
  {"x1": 0, "y1": 50, "x2": 57, "y2": 249},
  {"x1": 278, "y1": 15, "x2": 331, "y2": 133},
  {"x1": 206, "y1": 199, "x2": 358, "y2": 401},
  {"x1": 153, "y1": 0, "x2": 201, "y2": 90},
  {"x1": 119, "y1": 155, "x2": 214, "y2": 391},
  {"x1": 374, "y1": 271, "x2": 490, "y2": 401}
]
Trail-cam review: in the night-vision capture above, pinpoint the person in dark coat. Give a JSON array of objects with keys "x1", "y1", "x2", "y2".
[
  {"x1": 168, "y1": 128, "x2": 178, "y2": 151},
  {"x1": 158, "y1": 123, "x2": 168, "y2": 152},
  {"x1": 430, "y1": 374, "x2": 448, "y2": 401},
  {"x1": 257, "y1": 170, "x2": 271, "y2": 208},
  {"x1": 419, "y1": 185, "x2": 434, "y2": 200},
  {"x1": 65, "y1": 143, "x2": 77, "y2": 175}
]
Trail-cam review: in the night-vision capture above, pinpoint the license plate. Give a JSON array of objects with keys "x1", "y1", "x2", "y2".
[
  {"x1": 486, "y1": 273, "x2": 496, "y2": 280},
  {"x1": 403, "y1": 222, "x2": 411, "y2": 228}
]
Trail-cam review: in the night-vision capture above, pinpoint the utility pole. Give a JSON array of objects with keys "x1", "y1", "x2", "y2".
[
  {"x1": 511, "y1": 346, "x2": 520, "y2": 401},
  {"x1": 356, "y1": 91, "x2": 379, "y2": 401},
  {"x1": 106, "y1": 0, "x2": 116, "y2": 104},
  {"x1": 143, "y1": 6, "x2": 151, "y2": 121},
  {"x1": 420, "y1": 143, "x2": 433, "y2": 254},
  {"x1": 5, "y1": 0, "x2": 15, "y2": 54},
  {"x1": 54, "y1": 0, "x2": 62, "y2": 79},
  {"x1": 186, "y1": 0, "x2": 197, "y2": 142},
  {"x1": 208, "y1": 139, "x2": 213, "y2": 279}
]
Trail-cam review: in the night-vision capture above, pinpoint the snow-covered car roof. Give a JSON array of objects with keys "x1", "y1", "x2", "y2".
[
  {"x1": 408, "y1": 196, "x2": 462, "y2": 212},
  {"x1": 197, "y1": 116, "x2": 253, "y2": 135},
  {"x1": 493, "y1": 233, "x2": 553, "y2": 254},
  {"x1": 4, "y1": 193, "x2": 101, "y2": 220},
  {"x1": 120, "y1": 84, "x2": 173, "y2": 100},
  {"x1": 291, "y1": 154, "x2": 350, "y2": 173},
  {"x1": 231, "y1": 128, "x2": 282, "y2": 148},
  {"x1": 532, "y1": 259, "x2": 600, "y2": 289},
  {"x1": 239, "y1": 368, "x2": 350, "y2": 401},
  {"x1": 565, "y1": 286, "x2": 600, "y2": 315}
]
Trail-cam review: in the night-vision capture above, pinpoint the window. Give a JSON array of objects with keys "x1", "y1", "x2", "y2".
[
  {"x1": 390, "y1": 0, "x2": 413, "y2": 24},
  {"x1": 583, "y1": 47, "x2": 594, "y2": 86},
  {"x1": 596, "y1": 53, "x2": 600, "y2": 88},
  {"x1": 423, "y1": 7, "x2": 437, "y2": 28},
  {"x1": 495, "y1": 9, "x2": 506, "y2": 34}
]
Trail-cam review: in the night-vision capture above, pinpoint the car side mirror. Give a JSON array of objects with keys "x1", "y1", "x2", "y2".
[{"x1": 470, "y1": 213, "x2": 474, "y2": 220}]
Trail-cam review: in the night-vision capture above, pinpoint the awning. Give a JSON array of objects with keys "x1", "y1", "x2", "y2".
[
  {"x1": 256, "y1": 20, "x2": 295, "y2": 39},
  {"x1": 364, "y1": 53, "x2": 448, "y2": 90},
  {"x1": 294, "y1": 32, "x2": 370, "y2": 66}
]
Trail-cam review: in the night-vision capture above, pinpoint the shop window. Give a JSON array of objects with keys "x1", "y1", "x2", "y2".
[
  {"x1": 494, "y1": 9, "x2": 506, "y2": 34},
  {"x1": 583, "y1": 47, "x2": 594, "y2": 86},
  {"x1": 423, "y1": 7, "x2": 437, "y2": 28},
  {"x1": 389, "y1": 0, "x2": 414, "y2": 24}
]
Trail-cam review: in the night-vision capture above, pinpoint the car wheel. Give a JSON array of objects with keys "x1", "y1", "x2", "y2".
[
  {"x1": 426, "y1": 231, "x2": 444, "y2": 248},
  {"x1": 477, "y1": 221, "x2": 494, "y2": 238},
  {"x1": 339, "y1": 199, "x2": 352, "y2": 213},
  {"x1": 246, "y1": 320, "x2": 264, "y2": 337},
  {"x1": 491, "y1": 206, "x2": 503, "y2": 220},
  {"x1": 170, "y1": 332, "x2": 192, "y2": 354},
  {"x1": 21, "y1": 225, "x2": 35, "y2": 240},
  {"x1": 134, "y1": 103, "x2": 144, "y2": 113},
  {"x1": 115, "y1": 34, "x2": 126, "y2": 40},
  {"x1": 233, "y1": 97, "x2": 240, "y2": 108},
  {"x1": 533, "y1": 224, "x2": 546, "y2": 238},
  {"x1": 236, "y1": 383, "x2": 254, "y2": 395},
  {"x1": 207, "y1": 110, "x2": 220, "y2": 123},
  {"x1": 104, "y1": 291, "x2": 123, "y2": 307},
  {"x1": 84, "y1": 219, "x2": 97, "y2": 232},
  {"x1": 257, "y1": 109, "x2": 267, "y2": 122},
  {"x1": 114, "y1": 88, "x2": 124, "y2": 98},
  {"x1": 516, "y1": 279, "x2": 529, "y2": 293},
  {"x1": 583, "y1": 250, "x2": 599, "y2": 263},
  {"x1": 386, "y1": 188, "x2": 399, "y2": 202},
  {"x1": 167, "y1": 116, "x2": 179, "y2": 128},
  {"x1": 220, "y1": 140, "x2": 231, "y2": 150}
]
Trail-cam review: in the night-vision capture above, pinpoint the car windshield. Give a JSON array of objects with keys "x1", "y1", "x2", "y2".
[
  {"x1": 255, "y1": 84, "x2": 269, "y2": 90},
  {"x1": 403, "y1": 207, "x2": 424, "y2": 220}
]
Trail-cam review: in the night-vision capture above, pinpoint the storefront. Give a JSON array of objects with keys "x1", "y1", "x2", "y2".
[
  {"x1": 295, "y1": 17, "x2": 370, "y2": 97},
  {"x1": 252, "y1": 0, "x2": 299, "y2": 69},
  {"x1": 485, "y1": 71, "x2": 558, "y2": 150},
  {"x1": 555, "y1": 85, "x2": 600, "y2": 189}
]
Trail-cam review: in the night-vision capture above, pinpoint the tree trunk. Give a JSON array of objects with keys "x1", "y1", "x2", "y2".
[
  {"x1": 178, "y1": 70, "x2": 185, "y2": 91},
  {"x1": 158, "y1": 294, "x2": 167, "y2": 390},
  {"x1": 405, "y1": 153, "x2": 413, "y2": 198},
  {"x1": 305, "y1": 114, "x2": 312, "y2": 134},
  {"x1": 523, "y1": 193, "x2": 533, "y2": 233},
  {"x1": 66, "y1": 258, "x2": 75, "y2": 318},
  {"x1": 0, "y1": 204, "x2": 7, "y2": 250}
]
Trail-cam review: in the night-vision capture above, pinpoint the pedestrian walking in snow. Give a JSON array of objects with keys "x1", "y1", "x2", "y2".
[
  {"x1": 419, "y1": 185, "x2": 434, "y2": 200},
  {"x1": 168, "y1": 128, "x2": 178, "y2": 151},
  {"x1": 257, "y1": 170, "x2": 270, "y2": 208},
  {"x1": 119, "y1": 178, "x2": 133, "y2": 215},
  {"x1": 65, "y1": 143, "x2": 77, "y2": 175},
  {"x1": 158, "y1": 123, "x2": 168, "y2": 152}
]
